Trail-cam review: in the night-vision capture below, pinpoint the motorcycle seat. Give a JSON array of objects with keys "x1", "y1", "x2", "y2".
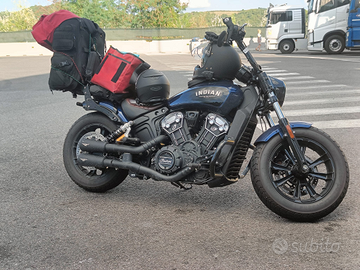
[{"x1": 121, "y1": 98, "x2": 163, "y2": 120}]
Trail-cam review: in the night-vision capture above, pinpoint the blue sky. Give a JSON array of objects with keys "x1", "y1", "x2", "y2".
[{"x1": 0, "y1": 0, "x2": 308, "y2": 12}]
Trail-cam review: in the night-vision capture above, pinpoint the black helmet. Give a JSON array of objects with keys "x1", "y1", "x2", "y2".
[
  {"x1": 135, "y1": 69, "x2": 170, "y2": 104},
  {"x1": 193, "y1": 43, "x2": 241, "y2": 81}
]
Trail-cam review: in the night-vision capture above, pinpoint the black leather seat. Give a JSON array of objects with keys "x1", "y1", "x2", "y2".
[{"x1": 121, "y1": 99, "x2": 162, "y2": 120}]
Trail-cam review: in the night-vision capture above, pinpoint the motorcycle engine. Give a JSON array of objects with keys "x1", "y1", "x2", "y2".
[{"x1": 153, "y1": 111, "x2": 229, "y2": 183}]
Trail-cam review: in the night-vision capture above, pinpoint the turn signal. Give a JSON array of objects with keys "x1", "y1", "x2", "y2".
[{"x1": 286, "y1": 125, "x2": 295, "y2": 139}]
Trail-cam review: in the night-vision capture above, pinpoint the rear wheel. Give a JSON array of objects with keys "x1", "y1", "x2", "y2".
[
  {"x1": 63, "y1": 112, "x2": 128, "y2": 192},
  {"x1": 250, "y1": 127, "x2": 349, "y2": 221},
  {"x1": 324, "y1": 35, "x2": 345, "y2": 54},
  {"x1": 279, "y1": 40, "x2": 295, "y2": 54}
]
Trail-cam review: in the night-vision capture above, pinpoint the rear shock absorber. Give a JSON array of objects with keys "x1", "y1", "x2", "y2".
[{"x1": 107, "y1": 121, "x2": 133, "y2": 143}]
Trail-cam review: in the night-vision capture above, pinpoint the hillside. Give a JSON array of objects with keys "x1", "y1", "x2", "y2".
[
  {"x1": 179, "y1": 8, "x2": 267, "y2": 28},
  {"x1": 0, "y1": 3, "x2": 267, "y2": 32},
  {"x1": 28, "y1": 5, "x2": 268, "y2": 28}
]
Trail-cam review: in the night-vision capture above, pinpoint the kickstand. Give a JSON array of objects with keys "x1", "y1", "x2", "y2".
[{"x1": 171, "y1": 181, "x2": 192, "y2": 190}]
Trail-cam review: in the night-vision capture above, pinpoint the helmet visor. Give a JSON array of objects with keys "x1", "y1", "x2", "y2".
[{"x1": 191, "y1": 41, "x2": 209, "y2": 61}]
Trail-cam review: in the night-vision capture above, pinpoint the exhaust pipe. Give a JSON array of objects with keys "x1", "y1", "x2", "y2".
[
  {"x1": 77, "y1": 153, "x2": 197, "y2": 182},
  {"x1": 80, "y1": 135, "x2": 168, "y2": 154}
]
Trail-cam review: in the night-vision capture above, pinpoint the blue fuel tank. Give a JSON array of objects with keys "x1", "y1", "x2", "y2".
[{"x1": 168, "y1": 81, "x2": 244, "y2": 117}]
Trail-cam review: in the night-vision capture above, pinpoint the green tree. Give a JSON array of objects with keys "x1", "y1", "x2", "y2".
[
  {"x1": 233, "y1": 8, "x2": 266, "y2": 27},
  {"x1": 60, "y1": 0, "x2": 127, "y2": 28},
  {"x1": 125, "y1": 0, "x2": 187, "y2": 28},
  {"x1": 0, "y1": 1, "x2": 267, "y2": 32},
  {"x1": 0, "y1": 3, "x2": 37, "y2": 32}
]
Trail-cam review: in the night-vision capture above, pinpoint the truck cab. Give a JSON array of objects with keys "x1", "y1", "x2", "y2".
[
  {"x1": 265, "y1": 5, "x2": 306, "y2": 53},
  {"x1": 346, "y1": 0, "x2": 360, "y2": 48},
  {"x1": 307, "y1": 0, "x2": 350, "y2": 53}
]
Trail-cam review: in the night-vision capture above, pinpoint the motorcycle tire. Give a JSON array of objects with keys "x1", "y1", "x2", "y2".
[
  {"x1": 250, "y1": 126, "x2": 349, "y2": 222},
  {"x1": 63, "y1": 112, "x2": 128, "y2": 192}
]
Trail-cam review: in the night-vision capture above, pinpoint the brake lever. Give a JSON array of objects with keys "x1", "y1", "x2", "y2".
[
  {"x1": 238, "y1": 23, "x2": 247, "y2": 39},
  {"x1": 239, "y1": 23, "x2": 247, "y2": 31}
]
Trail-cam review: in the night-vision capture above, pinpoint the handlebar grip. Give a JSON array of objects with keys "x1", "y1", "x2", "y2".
[
  {"x1": 223, "y1": 17, "x2": 234, "y2": 28},
  {"x1": 223, "y1": 18, "x2": 234, "y2": 44}
]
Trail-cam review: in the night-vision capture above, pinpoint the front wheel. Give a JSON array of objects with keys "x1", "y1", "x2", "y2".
[
  {"x1": 324, "y1": 35, "x2": 345, "y2": 54},
  {"x1": 63, "y1": 112, "x2": 128, "y2": 192},
  {"x1": 279, "y1": 40, "x2": 295, "y2": 54},
  {"x1": 250, "y1": 127, "x2": 349, "y2": 221}
]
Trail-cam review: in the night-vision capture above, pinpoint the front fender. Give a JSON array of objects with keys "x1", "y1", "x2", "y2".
[{"x1": 254, "y1": 121, "x2": 312, "y2": 145}]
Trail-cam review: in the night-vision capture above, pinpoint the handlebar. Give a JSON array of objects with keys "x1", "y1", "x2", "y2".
[
  {"x1": 222, "y1": 17, "x2": 277, "y2": 95},
  {"x1": 222, "y1": 17, "x2": 247, "y2": 43},
  {"x1": 222, "y1": 17, "x2": 261, "y2": 74}
]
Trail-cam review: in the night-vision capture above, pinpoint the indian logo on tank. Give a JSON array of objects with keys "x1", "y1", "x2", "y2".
[{"x1": 195, "y1": 89, "x2": 223, "y2": 97}]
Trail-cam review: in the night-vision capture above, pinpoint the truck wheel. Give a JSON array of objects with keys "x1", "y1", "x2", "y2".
[
  {"x1": 324, "y1": 35, "x2": 345, "y2": 54},
  {"x1": 279, "y1": 40, "x2": 295, "y2": 54}
]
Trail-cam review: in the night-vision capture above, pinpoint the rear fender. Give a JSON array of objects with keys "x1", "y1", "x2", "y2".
[
  {"x1": 254, "y1": 121, "x2": 312, "y2": 145},
  {"x1": 80, "y1": 85, "x2": 128, "y2": 123}
]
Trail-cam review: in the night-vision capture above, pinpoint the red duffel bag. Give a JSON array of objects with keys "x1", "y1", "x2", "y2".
[
  {"x1": 91, "y1": 46, "x2": 149, "y2": 94},
  {"x1": 31, "y1": 10, "x2": 79, "y2": 51}
]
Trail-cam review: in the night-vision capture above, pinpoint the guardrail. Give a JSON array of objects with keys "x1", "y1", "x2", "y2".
[
  {"x1": 0, "y1": 38, "x2": 267, "y2": 56},
  {"x1": 0, "y1": 27, "x2": 265, "y2": 43}
]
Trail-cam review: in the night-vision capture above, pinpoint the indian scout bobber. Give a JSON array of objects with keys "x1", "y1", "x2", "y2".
[{"x1": 61, "y1": 17, "x2": 349, "y2": 222}]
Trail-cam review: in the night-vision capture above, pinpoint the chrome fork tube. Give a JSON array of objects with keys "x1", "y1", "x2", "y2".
[
  {"x1": 266, "y1": 113, "x2": 276, "y2": 127},
  {"x1": 268, "y1": 91, "x2": 285, "y2": 120}
]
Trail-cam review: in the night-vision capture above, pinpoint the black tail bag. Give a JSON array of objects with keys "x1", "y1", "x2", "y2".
[{"x1": 48, "y1": 18, "x2": 105, "y2": 96}]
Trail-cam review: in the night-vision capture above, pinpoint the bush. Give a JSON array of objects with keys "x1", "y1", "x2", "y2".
[{"x1": 0, "y1": 4, "x2": 37, "y2": 32}]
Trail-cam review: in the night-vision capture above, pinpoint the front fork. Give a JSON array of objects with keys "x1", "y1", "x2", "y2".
[
  {"x1": 235, "y1": 37, "x2": 309, "y2": 174},
  {"x1": 268, "y1": 92, "x2": 310, "y2": 174}
]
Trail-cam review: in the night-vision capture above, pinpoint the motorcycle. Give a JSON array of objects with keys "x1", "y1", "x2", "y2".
[{"x1": 63, "y1": 17, "x2": 349, "y2": 221}]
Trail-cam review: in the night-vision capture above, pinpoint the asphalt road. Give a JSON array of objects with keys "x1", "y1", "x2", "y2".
[{"x1": 1, "y1": 49, "x2": 360, "y2": 270}]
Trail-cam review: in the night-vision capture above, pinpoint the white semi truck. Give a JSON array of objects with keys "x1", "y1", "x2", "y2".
[
  {"x1": 266, "y1": 0, "x2": 359, "y2": 54},
  {"x1": 265, "y1": 4, "x2": 306, "y2": 53},
  {"x1": 307, "y1": 0, "x2": 350, "y2": 53}
]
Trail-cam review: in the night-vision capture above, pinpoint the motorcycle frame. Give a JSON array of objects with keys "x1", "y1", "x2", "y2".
[{"x1": 77, "y1": 18, "x2": 313, "y2": 183}]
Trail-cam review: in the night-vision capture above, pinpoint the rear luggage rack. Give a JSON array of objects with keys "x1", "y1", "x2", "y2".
[{"x1": 79, "y1": 86, "x2": 123, "y2": 122}]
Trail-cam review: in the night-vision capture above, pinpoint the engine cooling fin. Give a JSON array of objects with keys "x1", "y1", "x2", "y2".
[{"x1": 225, "y1": 120, "x2": 257, "y2": 179}]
